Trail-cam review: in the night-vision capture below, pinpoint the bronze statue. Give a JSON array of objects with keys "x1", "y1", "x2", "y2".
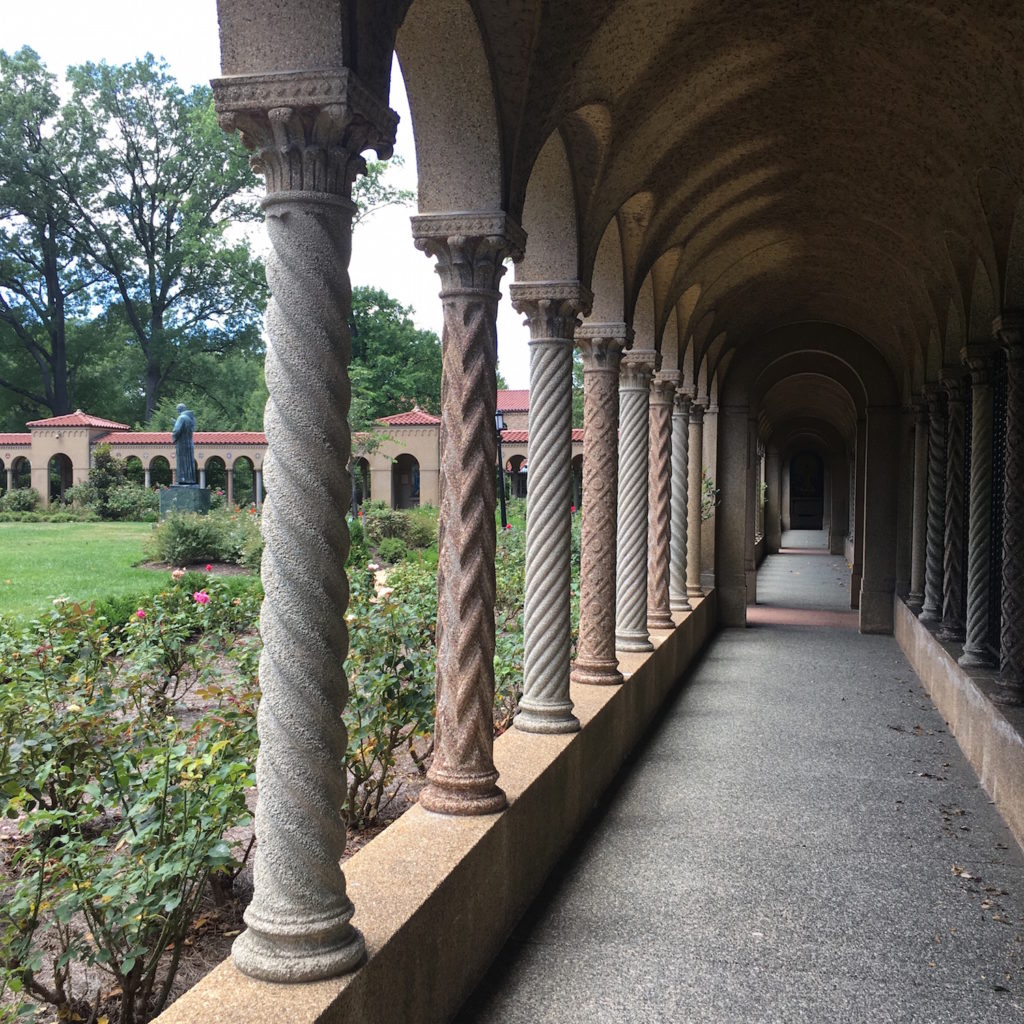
[{"x1": 172, "y1": 404, "x2": 197, "y2": 485}]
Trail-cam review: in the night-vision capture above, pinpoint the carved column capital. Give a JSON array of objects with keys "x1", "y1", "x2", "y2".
[
  {"x1": 412, "y1": 213, "x2": 526, "y2": 297},
  {"x1": 620, "y1": 348, "x2": 657, "y2": 391},
  {"x1": 576, "y1": 323, "x2": 632, "y2": 370},
  {"x1": 689, "y1": 400, "x2": 707, "y2": 426},
  {"x1": 994, "y1": 312, "x2": 1024, "y2": 355},
  {"x1": 510, "y1": 281, "x2": 593, "y2": 337},
  {"x1": 214, "y1": 69, "x2": 398, "y2": 198},
  {"x1": 650, "y1": 371, "x2": 678, "y2": 406},
  {"x1": 961, "y1": 344, "x2": 993, "y2": 383},
  {"x1": 674, "y1": 388, "x2": 693, "y2": 417},
  {"x1": 940, "y1": 369, "x2": 965, "y2": 403}
]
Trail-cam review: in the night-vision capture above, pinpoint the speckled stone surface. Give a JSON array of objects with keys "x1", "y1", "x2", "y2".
[{"x1": 456, "y1": 551, "x2": 1024, "y2": 1023}]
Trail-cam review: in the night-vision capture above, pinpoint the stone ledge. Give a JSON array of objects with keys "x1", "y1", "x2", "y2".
[
  {"x1": 894, "y1": 596, "x2": 1024, "y2": 851},
  {"x1": 156, "y1": 595, "x2": 717, "y2": 1024}
]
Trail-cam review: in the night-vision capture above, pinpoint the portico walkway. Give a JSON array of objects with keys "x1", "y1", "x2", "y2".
[{"x1": 456, "y1": 540, "x2": 1024, "y2": 1023}]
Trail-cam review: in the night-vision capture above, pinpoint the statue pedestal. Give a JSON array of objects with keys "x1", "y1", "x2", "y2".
[{"x1": 160, "y1": 485, "x2": 212, "y2": 519}]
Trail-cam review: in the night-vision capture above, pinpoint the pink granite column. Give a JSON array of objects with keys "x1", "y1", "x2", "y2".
[{"x1": 647, "y1": 371, "x2": 677, "y2": 630}]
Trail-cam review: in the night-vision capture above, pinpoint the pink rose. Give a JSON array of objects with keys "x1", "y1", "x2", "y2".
[
  {"x1": 193, "y1": 590, "x2": 210, "y2": 605},
  {"x1": 136, "y1": 609, "x2": 146, "y2": 620}
]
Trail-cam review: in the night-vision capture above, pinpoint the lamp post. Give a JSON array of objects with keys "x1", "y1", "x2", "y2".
[{"x1": 495, "y1": 410, "x2": 508, "y2": 530}]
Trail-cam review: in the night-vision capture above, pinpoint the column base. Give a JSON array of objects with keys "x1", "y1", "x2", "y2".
[
  {"x1": 232, "y1": 907, "x2": 365, "y2": 983},
  {"x1": 514, "y1": 698, "x2": 580, "y2": 735},
  {"x1": 958, "y1": 646, "x2": 997, "y2": 669},
  {"x1": 419, "y1": 768, "x2": 507, "y2": 816},
  {"x1": 647, "y1": 611, "x2": 675, "y2": 631},
  {"x1": 686, "y1": 584, "x2": 704, "y2": 599},
  {"x1": 937, "y1": 624, "x2": 965, "y2": 643},
  {"x1": 906, "y1": 591, "x2": 924, "y2": 609},
  {"x1": 918, "y1": 604, "x2": 942, "y2": 623},
  {"x1": 670, "y1": 594, "x2": 692, "y2": 612},
  {"x1": 992, "y1": 678, "x2": 1024, "y2": 707},
  {"x1": 850, "y1": 571, "x2": 862, "y2": 609},
  {"x1": 615, "y1": 629, "x2": 653, "y2": 653},
  {"x1": 570, "y1": 659, "x2": 623, "y2": 686},
  {"x1": 858, "y1": 587, "x2": 894, "y2": 634}
]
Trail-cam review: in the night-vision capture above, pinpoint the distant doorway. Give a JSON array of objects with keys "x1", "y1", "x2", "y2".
[
  {"x1": 789, "y1": 451, "x2": 824, "y2": 529},
  {"x1": 392, "y1": 453, "x2": 420, "y2": 509}
]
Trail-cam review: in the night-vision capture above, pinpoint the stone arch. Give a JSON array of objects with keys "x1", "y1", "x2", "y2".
[
  {"x1": 632, "y1": 273, "x2": 657, "y2": 351},
  {"x1": 124, "y1": 455, "x2": 145, "y2": 486},
  {"x1": 967, "y1": 256, "x2": 998, "y2": 344},
  {"x1": 396, "y1": 0, "x2": 504, "y2": 211},
  {"x1": 1004, "y1": 193, "x2": 1024, "y2": 309},
  {"x1": 585, "y1": 215, "x2": 627, "y2": 323},
  {"x1": 392, "y1": 452, "x2": 420, "y2": 509},
  {"x1": 149, "y1": 456, "x2": 172, "y2": 489},
  {"x1": 516, "y1": 128, "x2": 580, "y2": 281},
  {"x1": 353, "y1": 457, "x2": 371, "y2": 507},
  {"x1": 204, "y1": 456, "x2": 228, "y2": 496},
  {"x1": 507, "y1": 453, "x2": 528, "y2": 500},
  {"x1": 943, "y1": 294, "x2": 967, "y2": 367},
  {"x1": 48, "y1": 453, "x2": 73, "y2": 504},
  {"x1": 570, "y1": 452, "x2": 583, "y2": 509},
  {"x1": 11, "y1": 456, "x2": 31, "y2": 490},
  {"x1": 0, "y1": 456, "x2": 6, "y2": 495},
  {"x1": 231, "y1": 456, "x2": 256, "y2": 509}
]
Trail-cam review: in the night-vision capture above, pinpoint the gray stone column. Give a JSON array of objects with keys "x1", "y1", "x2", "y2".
[
  {"x1": 214, "y1": 69, "x2": 397, "y2": 981},
  {"x1": 647, "y1": 371, "x2": 677, "y2": 630},
  {"x1": 510, "y1": 282, "x2": 592, "y2": 734},
  {"x1": 851, "y1": 417, "x2": 866, "y2": 608},
  {"x1": 920, "y1": 388, "x2": 947, "y2": 621},
  {"x1": 255, "y1": 468, "x2": 264, "y2": 509},
  {"x1": 616, "y1": 348, "x2": 657, "y2": 651},
  {"x1": 199, "y1": 467, "x2": 207, "y2": 490},
  {"x1": 765, "y1": 446, "x2": 782, "y2": 553},
  {"x1": 572, "y1": 325, "x2": 630, "y2": 685},
  {"x1": 959, "y1": 345, "x2": 996, "y2": 667},
  {"x1": 743, "y1": 418, "x2": 759, "y2": 604},
  {"x1": 860, "y1": 407, "x2": 901, "y2": 633},
  {"x1": 669, "y1": 389, "x2": 692, "y2": 611},
  {"x1": 908, "y1": 398, "x2": 929, "y2": 606},
  {"x1": 717, "y1": 404, "x2": 752, "y2": 626},
  {"x1": 686, "y1": 401, "x2": 706, "y2": 597},
  {"x1": 938, "y1": 373, "x2": 967, "y2": 642},
  {"x1": 144, "y1": 467, "x2": 150, "y2": 489},
  {"x1": 412, "y1": 213, "x2": 525, "y2": 812},
  {"x1": 995, "y1": 316, "x2": 1024, "y2": 703}
]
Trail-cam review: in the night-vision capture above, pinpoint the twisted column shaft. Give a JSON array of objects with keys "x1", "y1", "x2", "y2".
[
  {"x1": 647, "y1": 373, "x2": 677, "y2": 630},
  {"x1": 616, "y1": 349, "x2": 657, "y2": 652},
  {"x1": 214, "y1": 74, "x2": 397, "y2": 983},
  {"x1": 908, "y1": 399, "x2": 928, "y2": 605},
  {"x1": 572, "y1": 326, "x2": 629, "y2": 685},
  {"x1": 920, "y1": 389, "x2": 947, "y2": 621},
  {"x1": 686, "y1": 403, "x2": 706, "y2": 597},
  {"x1": 996, "y1": 318, "x2": 1024, "y2": 703},
  {"x1": 669, "y1": 390, "x2": 692, "y2": 610},
  {"x1": 511, "y1": 283, "x2": 592, "y2": 733},
  {"x1": 959, "y1": 346, "x2": 996, "y2": 667},
  {"x1": 412, "y1": 213, "x2": 526, "y2": 813},
  {"x1": 939, "y1": 375, "x2": 967, "y2": 641}
]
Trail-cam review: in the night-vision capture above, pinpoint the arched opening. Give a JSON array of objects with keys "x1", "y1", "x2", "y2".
[
  {"x1": 392, "y1": 453, "x2": 420, "y2": 509},
  {"x1": 353, "y1": 457, "x2": 370, "y2": 507},
  {"x1": 232, "y1": 457, "x2": 255, "y2": 509},
  {"x1": 507, "y1": 454, "x2": 527, "y2": 499},
  {"x1": 48, "y1": 454, "x2": 74, "y2": 504},
  {"x1": 124, "y1": 456, "x2": 145, "y2": 486},
  {"x1": 788, "y1": 450, "x2": 825, "y2": 530},
  {"x1": 0, "y1": 457, "x2": 6, "y2": 496},
  {"x1": 571, "y1": 453, "x2": 584, "y2": 509},
  {"x1": 12, "y1": 457, "x2": 32, "y2": 490},
  {"x1": 205, "y1": 456, "x2": 227, "y2": 498},
  {"x1": 149, "y1": 456, "x2": 172, "y2": 489}
]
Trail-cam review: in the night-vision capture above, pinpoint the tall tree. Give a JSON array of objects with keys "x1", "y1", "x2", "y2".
[
  {"x1": 58, "y1": 55, "x2": 266, "y2": 421},
  {"x1": 0, "y1": 47, "x2": 99, "y2": 418}
]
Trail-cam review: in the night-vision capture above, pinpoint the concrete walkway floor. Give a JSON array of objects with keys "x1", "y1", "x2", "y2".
[{"x1": 456, "y1": 548, "x2": 1024, "y2": 1023}]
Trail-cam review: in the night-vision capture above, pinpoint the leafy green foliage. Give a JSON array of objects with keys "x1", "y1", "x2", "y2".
[
  {"x1": 143, "y1": 509, "x2": 261, "y2": 568},
  {"x1": 0, "y1": 488, "x2": 39, "y2": 513},
  {"x1": 377, "y1": 536, "x2": 408, "y2": 564},
  {"x1": 361, "y1": 501, "x2": 437, "y2": 551}
]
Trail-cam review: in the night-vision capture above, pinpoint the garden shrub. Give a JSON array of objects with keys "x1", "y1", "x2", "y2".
[
  {"x1": 0, "y1": 488, "x2": 40, "y2": 513},
  {"x1": 347, "y1": 515, "x2": 369, "y2": 568},
  {"x1": 377, "y1": 536, "x2": 408, "y2": 564},
  {"x1": 144, "y1": 509, "x2": 261, "y2": 568},
  {"x1": 104, "y1": 482, "x2": 159, "y2": 521},
  {"x1": 361, "y1": 501, "x2": 408, "y2": 545}
]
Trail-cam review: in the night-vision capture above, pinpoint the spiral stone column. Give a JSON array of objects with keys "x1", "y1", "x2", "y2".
[
  {"x1": 572, "y1": 325, "x2": 630, "y2": 685},
  {"x1": 669, "y1": 389, "x2": 692, "y2": 611},
  {"x1": 412, "y1": 213, "x2": 526, "y2": 812},
  {"x1": 908, "y1": 398, "x2": 929, "y2": 606},
  {"x1": 686, "y1": 401, "x2": 706, "y2": 598},
  {"x1": 938, "y1": 373, "x2": 967, "y2": 641},
  {"x1": 959, "y1": 346, "x2": 996, "y2": 667},
  {"x1": 647, "y1": 372, "x2": 677, "y2": 630},
  {"x1": 919, "y1": 387, "x2": 947, "y2": 621},
  {"x1": 616, "y1": 348, "x2": 657, "y2": 651},
  {"x1": 995, "y1": 316, "x2": 1024, "y2": 703},
  {"x1": 511, "y1": 283, "x2": 592, "y2": 733},
  {"x1": 213, "y1": 70, "x2": 397, "y2": 981}
]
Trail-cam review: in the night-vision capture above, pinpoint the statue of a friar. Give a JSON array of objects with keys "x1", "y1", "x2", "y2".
[{"x1": 172, "y1": 404, "x2": 198, "y2": 486}]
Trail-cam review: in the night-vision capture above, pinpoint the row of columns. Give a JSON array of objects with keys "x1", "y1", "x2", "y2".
[
  {"x1": 213, "y1": 72, "x2": 711, "y2": 983},
  {"x1": 909, "y1": 319, "x2": 1024, "y2": 704}
]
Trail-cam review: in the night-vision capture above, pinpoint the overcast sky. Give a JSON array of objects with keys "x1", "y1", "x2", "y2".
[{"x1": 1, "y1": 0, "x2": 532, "y2": 388}]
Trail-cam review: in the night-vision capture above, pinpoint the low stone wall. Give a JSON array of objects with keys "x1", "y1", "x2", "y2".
[
  {"x1": 894, "y1": 596, "x2": 1024, "y2": 851},
  {"x1": 157, "y1": 595, "x2": 717, "y2": 1024}
]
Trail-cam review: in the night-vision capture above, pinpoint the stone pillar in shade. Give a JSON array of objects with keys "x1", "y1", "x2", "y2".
[
  {"x1": 255, "y1": 468, "x2": 264, "y2": 509},
  {"x1": 647, "y1": 371, "x2": 677, "y2": 630},
  {"x1": 938, "y1": 372, "x2": 967, "y2": 642},
  {"x1": 411, "y1": 212, "x2": 526, "y2": 812},
  {"x1": 510, "y1": 282, "x2": 592, "y2": 734},
  {"x1": 919, "y1": 387, "x2": 947, "y2": 621},
  {"x1": 686, "y1": 401, "x2": 706, "y2": 597},
  {"x1": 850, "y1": 418, "x2": 866, "y2": 609},
  {"x1": 669, "y1": 388, "x2": 692, "y2": 611},
  {"x1": 908, "y1": 398, "x2": 928, "y2": 606},
  {"x1": 616, "y1": 348, "x2": 657, "y2": 651},
  {"x1": 859, "y1": 406, "x2": 901, "y2": 633},
  {"x1": 199, "y1": 467, "x2": 207, "y2": 490},
  {"x1": 959, "y1": 345, "x2": 996, "y2": 667},
  {"x1": 144, "y1": 467, "x2": 151, "y2": 489},
  {"x1": 571, "y1": 324, "x2": 630, "y2": 685},
  {"x1": 765, "y1": 446, "x2": 782, "y2": 553},
  {"x1": 994, "y1": 315, "x2": 1024, "y2": 703},
  {"x1": 213, "y1": 68, "x2": 397, "y2": 981}
]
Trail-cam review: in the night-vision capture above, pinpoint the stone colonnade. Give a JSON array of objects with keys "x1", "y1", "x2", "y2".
[{"x1": 908, "y1": 316, "x2": 1024, "y2": 704}]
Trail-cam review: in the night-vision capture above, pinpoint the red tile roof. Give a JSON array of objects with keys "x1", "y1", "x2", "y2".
[
  {"x1": 26, "y1": 410, "x2": 131, "y2": 430},
  {"x1": 379, "y1": 406, "x2": 441, "y2": 426},
  {"x1": 500, "y1": 429, "x2": 584, "y2": 444},
  {"x1": 0, "y1": 434, "x2": 31, "y2": 446},
  {"x1": 571, "y1": 429, "x2": 584, "y2": 442},
  {"x1": 95, "y1": 431, "x2": 267, "y2": 446},
  {"x1": 497, "y1": 389, "x2": 530, "y2": 412}
]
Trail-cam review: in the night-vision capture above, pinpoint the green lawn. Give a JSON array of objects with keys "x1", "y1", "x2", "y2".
[{"x1": 0, "y1": 522, "x2": 166, "y2": 619}]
